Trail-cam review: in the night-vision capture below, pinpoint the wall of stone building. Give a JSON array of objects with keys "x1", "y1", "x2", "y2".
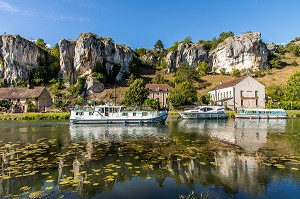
[
  {"x1": 234, "y1": 77, "x2": 265, "y2": 109},
  {"x1": 37, "y1": 89, "x2": 53, "y2": 109},
  {"x1": 149, "y1": 91, "x2": 170, "y2": 107}
]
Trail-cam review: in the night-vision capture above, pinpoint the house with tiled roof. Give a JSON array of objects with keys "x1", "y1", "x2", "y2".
[
  {"x1": 208, "y1": 76, "x2": 265, "y2": 111},
  {"x1": 0, "y1": 87, "x2": 52, "y2": 112},
  {"x1": 145, "y1": 84, "x2": 173, "y2": 107}
]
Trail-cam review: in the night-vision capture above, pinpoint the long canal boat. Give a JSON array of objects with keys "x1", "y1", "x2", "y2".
[
  {"x1": 235, "y1": 108, "x2": 288, "y2": 119},
  {"x1": 70, "y1": 105, "x2": 168, "y2": 124}
]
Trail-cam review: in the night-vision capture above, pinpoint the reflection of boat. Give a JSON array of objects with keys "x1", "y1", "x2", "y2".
[
  {"x1": 178, "y1": 106, "x2": 228, "y2": 119},
  {"x1": 235, "y1": 108, "x2": 288, "y2": 119},
  {"x1": 70, "y1": 105, "x2": 168, "y2": 124},
  {"x1": 178, "y1": 118, "x2": 287, "y2": 152},
  {"x1": 69, "y1": 124, "x2": 168, "y2": 141}
]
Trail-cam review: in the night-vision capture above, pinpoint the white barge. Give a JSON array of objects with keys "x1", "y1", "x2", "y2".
[
  {"x1": 70, "y1": 105, "x2": 168, "y2": 124},
  {"x1": 234, "y1": 108, "x2": 288, "y2": 119}
]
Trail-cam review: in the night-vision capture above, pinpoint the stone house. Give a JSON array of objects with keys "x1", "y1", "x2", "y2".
[
  {"x1": 208, "y1": 76, "x2": 265, "y2": 111},
  {"x1": 145, "y1": 84, "x2": 173, "y2": 108},
  {"x1": 0, "y1": 87, "x2": 53, "y2": 112}
]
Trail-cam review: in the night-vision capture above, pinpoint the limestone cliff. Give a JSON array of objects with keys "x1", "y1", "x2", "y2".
[
  {"x1": 165, "y1": 43, "x2": 208, "y2": 72},
  {"x1": 164, "y1": 32, "x2": 268, "y2": 74},
  {"x1": 59, "y1": 33, "x2": 133, "y2": 85},
  {"x1": 209, "y1": 32, "x2": 268, "y2": 73},
  {"x1": 0, "y1": 34, "x2": 46, "y2": 85}
]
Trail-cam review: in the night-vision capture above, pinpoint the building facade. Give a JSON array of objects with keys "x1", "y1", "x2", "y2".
[
  {"x1": 0, "y1": 87, "x2": 53, "y2": 112},
  {"x1": 145, "y1": 84, "x2": 173, "y2": 108},
  {"x1": 208, "y1": 76, "x2": 265, "y2": 111}
]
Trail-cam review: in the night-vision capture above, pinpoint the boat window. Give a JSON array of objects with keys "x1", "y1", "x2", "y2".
[
  {"x1": 122, "y1": 112, "x2": 128, "y2": 116},
  {"x1": 206, "y1": 108, "x2": 213, "y2": 111},
  {"x1": 133, "y1": 112, "x2": 136, "y2": 116},
  {"x1": 89, "y1": 112, "x2": 93, "y2": 115},
  {"x1": 142, "y1": 112, "x2": 148, "y2": 116}
]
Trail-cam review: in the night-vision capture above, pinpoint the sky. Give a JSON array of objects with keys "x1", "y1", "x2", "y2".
[{"x1": 0, "y1": 0, "x2": 300, "y2": 49}]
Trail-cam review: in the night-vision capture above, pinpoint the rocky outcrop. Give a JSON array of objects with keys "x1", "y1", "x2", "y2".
[
  {"x1": 165, "y1": 43, "x2": 207, "y2": 72},
  {"x1": 209, "y1": 32, "x2": 268, "y2": 73},
  {"x1": 0, "y1": 34, "x2": 46, "y2": 85},
  {"x1": 85, "y1": 76, "x2": 104, "y2": 95},
  {"x1": 59, "y1": 33, "x2": 133, "y2": 85}
]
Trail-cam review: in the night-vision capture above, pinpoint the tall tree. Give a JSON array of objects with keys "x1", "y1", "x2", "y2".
[
  {"x1": 174, "y1": 63, "x2": 197, "y2": 83},
  {"x1": 123, "y1": 78, "x2": 149, "y2": 106},
  {"x1": 154, "y1": 40, "x2": 164, "y2": 51},
  {"x1": 168, "y1": 82, "x2": 197, "y2": 106},
  {"x1": 283, "y1": 71, "x2": 300, "y2": 101}
]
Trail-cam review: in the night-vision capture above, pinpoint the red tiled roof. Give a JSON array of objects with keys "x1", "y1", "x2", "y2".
[
  {"x1": 145, "y1": 84, "x2": 173, "y2": 92},
  {"x1": 0, "y1": 87, "x2": 46, "y2": 99},
  {"x1": 210, "y1": 76, "x2": 247, "y2": 91}
]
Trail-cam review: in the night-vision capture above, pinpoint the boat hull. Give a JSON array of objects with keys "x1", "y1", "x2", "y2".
[
  {"x1": 70, "y1": 112, "x2": 168, "y2": 124},
  {"x1": 179, "y1": 112, "x2": 228, "y2": 119},
  {"x1": 235, "y1": 114, "x2": 287, "y2": 119}
]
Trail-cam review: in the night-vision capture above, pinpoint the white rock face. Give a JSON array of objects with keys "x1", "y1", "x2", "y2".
[
  {"x1": 165, "y1": 43, "x2": 207, "y2": 72},
  {"x1": 59, "y1": 33, "x2": 133, "y2": 85},
  {"x1": 85, "y1": 76, "x2": 104, "y2": 95},
  {"x1": 209, "y1": 32, "x2": 268, "y2": 73},
  {"x1": 0, "y1": 34, "x2": 46, "y2": 85}
]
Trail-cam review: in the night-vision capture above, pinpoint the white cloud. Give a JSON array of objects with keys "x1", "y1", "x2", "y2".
[{"x1": 0, "y1": 1, "x2": 18, "y2": 12}]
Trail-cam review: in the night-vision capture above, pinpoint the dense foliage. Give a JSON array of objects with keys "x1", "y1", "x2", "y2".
[
  {"x1": 143, "y1": 98, "x2": 159, "y2": 109},
  {"x1": 0, "y1": 99, "x2": 12, "y2": 109},
  {"x1": 283, "y1": 71, "x2": 300, "y2": 101},
  {"x1": 168, "y1": 82, "x2": 198, "y2": 106},
  {"x1": 122, "y1": 78, "x2": 149, "y2": 106},
  {"x1": 174, "y1": 63, "x2": 197, "y2": 83}
]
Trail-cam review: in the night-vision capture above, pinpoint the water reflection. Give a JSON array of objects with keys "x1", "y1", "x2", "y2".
[
  {"x1": 69, "y1": 124, "x2": 169, "y2": 142},
  {"x1": 178, "y1": 119, "x2": 287, "y2": 152},
  {"x1": 1, "y1": 119, "x2": 300, "y2": 199}
]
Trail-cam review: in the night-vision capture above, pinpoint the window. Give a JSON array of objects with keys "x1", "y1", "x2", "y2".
[
  {"x1": 89, "y1": 112, "x2": 93, "y2": 115},
  {"x1": 133, "y1": 112, "x2": 136, "y2": 116},
  {"x1": 157, "y1": 92, "x2": 159, "y2": 95},
  {"x1": 229, "y1": 91, "x2": 232, "y2": 97},
  {"x1": 240, "y1": 90, "x2": 243, "y2": 97},
  {"x1": 255, "y1": 91, "x2": 258, "y2": 106}
]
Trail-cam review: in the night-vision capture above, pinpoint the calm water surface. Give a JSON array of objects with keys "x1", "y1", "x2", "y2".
[{"x1": 1, "y1": 117, "x2": 300, "y2": 199}]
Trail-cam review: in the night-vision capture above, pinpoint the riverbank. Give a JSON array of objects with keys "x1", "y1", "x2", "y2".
[
  {"x1": 0, "y1": 110, "x2": 299, "y2": 120},
  {"x1": 0, "y1": 112, "x2": 70, "y2": 120}
]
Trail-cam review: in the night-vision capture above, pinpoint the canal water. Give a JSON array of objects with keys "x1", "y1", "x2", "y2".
[{"x1": 0, "y1": 117, "x2": 300, "y2": 199}]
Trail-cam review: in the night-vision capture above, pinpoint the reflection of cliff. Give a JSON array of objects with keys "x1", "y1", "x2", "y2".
[
  {"x1": 178, "y1": 119, "x2": 286, "y2": 152},
  {"x1": 69, "y1": 124, "x2": 168, "y2": 142}
]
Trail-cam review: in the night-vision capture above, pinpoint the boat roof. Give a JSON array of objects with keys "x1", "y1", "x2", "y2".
[
  {"x1": 95, "y1": 105, "x2": 125, "y2": 108},
  {"x1": 241, "y1": 108, "x2": 286, "y2": 111}
]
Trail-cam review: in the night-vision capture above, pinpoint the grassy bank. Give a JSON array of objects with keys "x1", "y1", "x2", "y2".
[{"x1": 0, "y1": 112, "x2": 71, "y2": 120}]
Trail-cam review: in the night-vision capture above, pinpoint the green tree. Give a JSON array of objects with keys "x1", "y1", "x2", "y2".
[
  {"x1": 143, "y1": 98, "x2": 159, "y2": 109},
  {"x1": 199, "y1": 93, "x2": 211, "y2": 105},
  {"x1": 183, "y1": 36, "x2": 192, "y2": 44},
  {"x1": 197, "y1": 61, "x2": 210, "y2": 76},
  {"x1": 218, "y1": 31, "x2": 234, "y2": 42},
  {"x1": 126, "y1": 73, "x2": 136, "y2": 86},
  {"x1": 169, "y1": 41, "x2": 179, "y2": 52},
  {"x1": 154, "y1": 40, "x2": 164, "y2": 51},
  {"x1": 123, "y1": 78, "x2": 149, "y2": 106},
  {"x1": 220, "y1": 68, "x2": 227, "y2": 75},
  {"x1": 134, "y1": 48, "x2": 147, "y2": 57},
  {"x1": 266, "y1": 84, "x2": 284, "y2": 101},
  {"x1": 168, "y1": 82, "x2": 197, "y2": 106},
  {"x1": 283, "y1": 71, "x2": 300, "y2": 101},
  {"x1": 174, "y1": 63, "x2": 197, "y2": 83},
  {"x1": 36, "y1": 39, "x2": 46, "y2": 49},
  {"x1": 0, "y1": 99, "x2": 12, "y2": 109},
  {"x1": 231, "y1": 67, "x2": 241, "y2": 77},
  {"x1": 33, "y1": 65, "x2": 47, "y2": 85}
]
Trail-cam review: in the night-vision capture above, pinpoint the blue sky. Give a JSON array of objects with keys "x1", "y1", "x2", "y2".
[{"x1": 0, "y1": 0, "x2": 299, "y2": 49}]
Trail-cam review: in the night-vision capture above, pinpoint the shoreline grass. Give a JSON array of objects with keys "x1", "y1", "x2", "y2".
[{"x1": 0, "y1": 112, "x2": 71, "y2": 120}]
